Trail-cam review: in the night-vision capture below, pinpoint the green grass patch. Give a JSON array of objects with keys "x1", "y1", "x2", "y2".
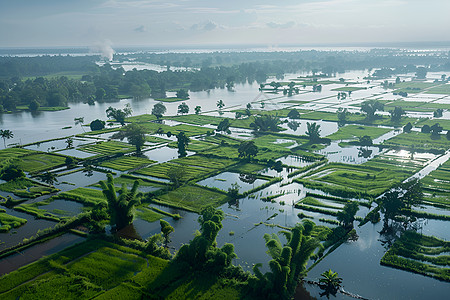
[
  {"x1": 229, "y1": 163, "x2": 267, "y2": 174},
  {"x1": 145, "y1": 135, "x2": 171, "y2": 144},
  {"x1": 0, "y1": 212, "x2": 27, "y2": 232},
  {"x1": 0, "y1": 178, "x2": 59, "y2": 199},
  {"x1": 136, "y1": 206, "x2": 164, "y2": 223},
  {"x1": 200, "y1": 146, "x2": 240, "y2": 159},
  {"x1": 153, "y1": 185, "x2": 230, "y2": 212},
  {"x1": 331, "y1": 86, "x2": 366, "y2": 92},
  {"x1": 91, "y1": 174, "x2": 166, "y2": 192},
  {"x1": 55, "y1": 187, "x2": 106, "y2": 206},
  {"x1": 135, "y1": 162, "x2": 211, "y2": 182},
  {"x1": 424, "y1": 84, "x2": 450, "y2": 95},
  {"x1": 0, "y1": 148, "x2": 36, "y2": 161},
  {"x1": 79, "y1": 141, "x2": 134, "y2": 156},
  {"x1": 298, "y1": 162, "x2": 412, "y2": 197},
  {"x1": 100, "y1": 156, "x2": 155, "y2": 171},
  {"x1": 138, "y1": 122, "x2": 211, "y2": 137},
  {"x1": 168, "y1": 140, "x2": 217, "y2": 152},
  {"x1": 383, "y1": 132, "x2": 450, "y2": 152},
  {"x1": 299, "y1": 196, "x2": 342, "y2": 210},
  {"x1": 155, "y1": 97, "x2": 185, "y2": 102},
  {"x1": 167, "y1": 115, "x2": 224, "y2": 126},
  {"x1": 17, "y1": 153, "x2": 66, "y2": 173},
  {"x1": 174, "y1": 155, "x2": 236, "y2": 170},
  {"x1": 392, "y1": 81, "x2": 437, "y2": 93},
  {"x1": 300, "y1": 111, "x2": 418, "y2": 127},
  {"x1": 380, "y1": 231, "x2": 450, "y2": 281},
  {"x1": 0, "y1": 239, "x2": 153, "y2": 299},
  {"x1": 325, "y1": 125, "x2": 392, "y2": 141},
  {"x1": 125, "y1": 114, "x2": 157, "y2": 123},
  {"x1": 417, "y1": 119, "x2": 450, "y2": 131}
]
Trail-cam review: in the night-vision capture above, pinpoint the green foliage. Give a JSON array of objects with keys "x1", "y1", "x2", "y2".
[
  {"x1": 0, "y1": 129, "x2": 14, "y2": 147},
  {"x1": 250, "y1": 221, "x2": 320, "y2": 299},
  {"x1": 319, "y1": 269, "x2": 343, "y2": 296},
  {"x1": 152, "y1": 102, "x2": 167, "y2": 120},
  {"x1": 112, "y1": 123, "x2": 146, "y2": 154},
  {"x1": 380, "y1": 231, "x2": 450, "y2": 281},
  {"x1": 336, "y1": 201, "x2": 359, "y2": 227},
  {"x1": 305, "y1": 122, "x2": 321, "y2": 143},
  {"x1": 360, "y1": 100, "x2": 384, "y2": 120},
  {"x1": 176, "y1": 89, "x2": 189, "y2": 99},
  {"x1": 0, "y1": 211, "x2": 27, "y2": 232},
  {"x1": 378, "y1": 178, "x2": 423, "y2": 229},
  {"x1": 250, "y1": 115, "x2": 280, "y2": 132},
  {"x1": 177, "y1": 102, "x2": 189, "y2": 115},
  {"x1": 217, "y1": 118, "x2": 231, "y2": 133},
  {"x1": 390, "y1": 106, "x2": 406, "y2": 122},
  {"x1": 227, "y1": 182, "x2": 241, "y2": 199},
  {"x1": 287, "y1": 109, "x2": 300, "y2": 119},
  {"x1": 176, "y1": 131, "x2": 190, "y2": 158},
  {"x1": 0, "y1": 163, "x2": 25, "y2": 181},
  {"x1": 89, "y1": 119, "x2": 105, "y2": 131},
  {"x1": 238, "y1": 140, "x2": 258, "y2": 160},
  {"x1": 106, "y1": 104, "x2": 132, "y2": 126},
  {"x1": 160, "y1": 219, "x2": 174, "y2": 248},
  {"x1": 100, "y1": 173, "x2": 141, "y2": 230}
]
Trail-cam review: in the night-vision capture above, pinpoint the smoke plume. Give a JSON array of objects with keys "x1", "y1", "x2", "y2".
[{"x1": 90, "y1": 40, "x2": 114, "y2": 61}]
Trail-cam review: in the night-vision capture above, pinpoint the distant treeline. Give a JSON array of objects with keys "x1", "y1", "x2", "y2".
[
  {"x1": 116, "y1": 48, "x2": 450, "y2": 76},
  {"x1": 0, "y1": 49, "x2": 449, "y2": 111},
  {"x1": 0, "y1": 61, "x2": 292, "y2": 110},
  {"x1": 0, "y1": 55, "x2": 98, "y2": 77}
]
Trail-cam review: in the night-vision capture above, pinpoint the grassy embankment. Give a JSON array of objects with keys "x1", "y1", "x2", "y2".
[
  {"x1": 326, "y1": 124, "x2": 392, "y2": 141},
  {"x1": 382, "y1": 132, "x2": 450, "y2": 153},
  {"x1": 0, "y1": 178, "x2": 59, "y2": 199},
  {"x1": 296, "y1": 162, "x2": 413, "y2": 198},
  {"x1": 381, "y1": 231, "x2": 450, "y2": 282},
  {"x1": 421, "y1": 159, "x2": 450, "y2": 208},
  {"x1": 99, "y1": 156, "x2": 156, "y2": 171},
  {"x1": 0, "y1": 211, "x2": 27, "y2": 232}
]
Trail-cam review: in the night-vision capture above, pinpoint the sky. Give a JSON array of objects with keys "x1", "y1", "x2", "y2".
[{"x1": 1, "y1": 0, "x2": 449, "y2": 49}]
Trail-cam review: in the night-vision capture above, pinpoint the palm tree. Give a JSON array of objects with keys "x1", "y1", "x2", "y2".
[
  {"x1": 100, "y1": 173, "x2": 140, "y2": 230},
  {"x1": 38, "y1": 171, "x2": 58, "y2": 186},
  {"x1": 319, "y1": 269, "x2": 342, "y2": 295},
  {"x1": 305, "y1": 122, "x2": 321, "y2": 142},
  {"x1": 0, "y1": 129, "x2": 14, "y2": 147},
  {"x1": 251, "y1": 220, "x2": 320, "y2": 298},
  {"x1": 216, "y1": 99, "x2": 225, "y2": 110},
  {"x1": 74, "y1": 117, "x2": 86, "y2": 133}
]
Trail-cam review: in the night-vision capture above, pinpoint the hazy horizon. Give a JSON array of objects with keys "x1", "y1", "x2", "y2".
[{"x1": 1, "y1": 0, "x2": 449, "y2": 49}]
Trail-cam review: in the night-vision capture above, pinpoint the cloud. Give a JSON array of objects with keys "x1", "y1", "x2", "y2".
[
  {"x1": 190, "y1": 20, "x2": 219, "y2": 31},
  {"x1": 134, "y1": 25, "x2": 147, "y2": 32},
  {"x1": 266, "y1": 21, "x2": 296, "y2": 29}
]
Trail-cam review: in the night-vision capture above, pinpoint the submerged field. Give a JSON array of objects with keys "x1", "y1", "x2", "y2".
[{"x1": 0, "y1": 67, "x2": 449, "y2": 300}]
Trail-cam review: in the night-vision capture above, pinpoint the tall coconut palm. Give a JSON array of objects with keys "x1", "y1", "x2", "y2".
[
  {"x1": 0, "y1": 129, "x2": 13, "y2": 147},
  {"x1": 100, "y1": 173, "x2": 140, "y2": 230},
  {"x1": 251, "y1": 220, "x2": 320, "y2": 299},
  {"x1": 305, "y1": 122, "x2": 321, "y2": 143},
  {"x1": 74, "y1": 117, "x2": 85, "y2": 133}
]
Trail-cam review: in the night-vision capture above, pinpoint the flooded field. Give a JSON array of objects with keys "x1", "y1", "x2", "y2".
[{"x1": 1, "y1": 65, "x2": 449, "y2": 300}]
